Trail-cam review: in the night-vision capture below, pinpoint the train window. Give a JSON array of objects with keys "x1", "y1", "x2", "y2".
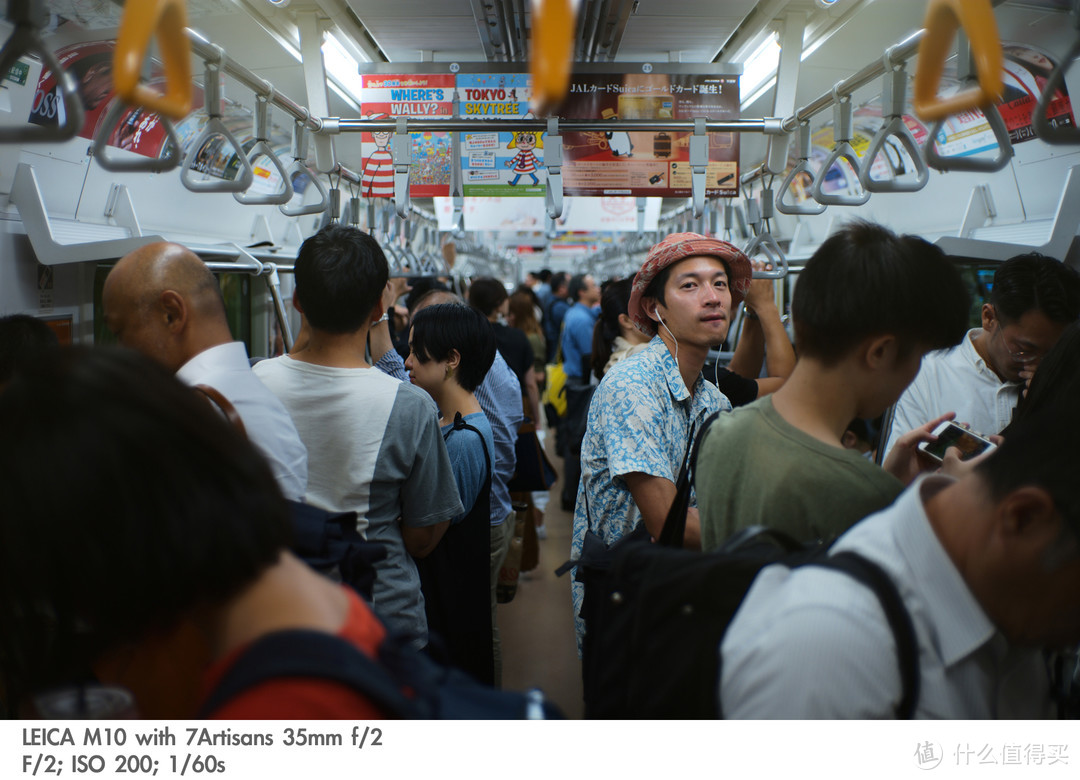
[{"x1": 92, "y1": 264, "x2": 253, "y2": 353}]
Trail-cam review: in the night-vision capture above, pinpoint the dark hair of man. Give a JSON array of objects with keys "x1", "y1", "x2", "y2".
[
  {"x1": 792, "y1": 220, "x2": 969, "y2": 365},
  {"x1": 989, "y1": 252, "x2": 1080, "y2": 325},
  {"x1": 294, "y1": 223, "x2": 389, "y2": 334},
  {"x1": 591, "y1": 278, "x2": 635, "y2": 380},
  {"x1": 409, "y1": 303, "x2": 496, "y2": 393},
  {"x1": 643, "y1": 256, "x2": 733, "y2": 309},
  {"x1": 538, "y1": 269, "x2": 553, "y2": 283},
  {"x1": 567, "y1": 274, "x2": 590, "y2": 303},
  {"x1": 1003, "y1": 320, "x2": 1080, "y2": 437},
  {"x1": 467, "y1": 277, "x2": 509, "y2": 317},
  {"x1": 550, "y1": 271, "x2": 569, "y2": 296},
  {"x1": 0, "y1": 314, "x2": 59, "y2": 384},
  {"x1": 409, "y1": 287, "x2": 460, "y2": 314},
  {"x1": 0, "y1": 347, "x2": 290, "y2": 699},
  {"x1": 977, "y1": 401, "x2": 1080, "y2": 541},
  {"x1": 405, "y1": 279, "x2": 450, "y2": 314}
]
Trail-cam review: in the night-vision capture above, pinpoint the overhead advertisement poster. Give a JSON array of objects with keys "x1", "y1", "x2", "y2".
[
  {"x1": 457, "y1": 73, "x2": 545, "y2": 197},
  {"x1": 554, "y1": 73, "x2": 740, "y2": 198},
  {"x1": 360, "y1": 74, "x2": 454, "y2": 198}
]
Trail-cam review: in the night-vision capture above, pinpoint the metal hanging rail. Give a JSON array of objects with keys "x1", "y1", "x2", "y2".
[
  {"x1": 740, "y1": 30, "x2": 925, "y2": 188},
  {"x1": 186, "y1": 28, "x2": 322, "y2": 134},
  {"x1": 334, "y1": 118, "x2": 785, "y2": 134}
]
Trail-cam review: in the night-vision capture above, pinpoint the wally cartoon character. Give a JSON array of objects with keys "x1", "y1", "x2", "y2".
[
  {"x1": 505, "y1": 131, "x2": 543, "y2": 186},
  {"x1": 361, "y1": 114, "x2": 394, "y2": 198}
]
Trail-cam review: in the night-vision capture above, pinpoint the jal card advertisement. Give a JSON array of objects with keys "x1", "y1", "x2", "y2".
[
  {"x1": 360, "y1": 74, "x2": 454, "y2": 198},
  {"x1": 554, "y1": 73, "x2": 740, "y2": 198}
]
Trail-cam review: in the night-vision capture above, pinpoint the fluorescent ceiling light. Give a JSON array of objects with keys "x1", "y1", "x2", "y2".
[
  {"x1": 322, "y1": 31, "x2": 362, "y2": 108},
  {"x1": 738, "y1": 33, "x2": 781, "y2": 110}
]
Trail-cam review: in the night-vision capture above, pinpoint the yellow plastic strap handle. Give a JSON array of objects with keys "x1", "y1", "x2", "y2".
[
  {"x1": 112, "y1": 0, "x2": 193, "y2": 121},
  {"x1": 530, "y1": 0, "x2": 576, "y2": 115},
  {"x1": 912, "y1": 0, "x2": 1004, "y2": 123}
]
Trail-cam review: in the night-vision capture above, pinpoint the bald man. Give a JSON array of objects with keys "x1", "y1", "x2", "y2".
[{"x1": 103, "y1": 242, "x2": 308, "y2": 500}]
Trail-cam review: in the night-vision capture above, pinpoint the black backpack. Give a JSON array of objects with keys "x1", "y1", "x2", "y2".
[
  {"x1": 564, "y1": 416, "x2": 920, "y2": 719},
  {"x1": 197, "y1": 628, "x2": 563, "y2": 720}
]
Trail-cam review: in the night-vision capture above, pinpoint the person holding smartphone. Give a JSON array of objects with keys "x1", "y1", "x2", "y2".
[{"x1": 882, "y1": 253, "x2": 1080, "y2": 459}]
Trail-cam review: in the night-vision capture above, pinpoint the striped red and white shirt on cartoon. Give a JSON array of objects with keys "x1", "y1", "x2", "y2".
[
  {"x1": 362, "y1": 148, "x2": 394, "y2": 198},
  {"x1": 509, "y1": 149, "x2": 538, "y2": 174}
]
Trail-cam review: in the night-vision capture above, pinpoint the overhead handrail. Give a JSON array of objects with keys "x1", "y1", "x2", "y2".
[
  {"x1": 234, "y1": 93, "x2": 294, "y2": 206},
  {"x1": 811, "y1": 85, "x2": 870, "y2": 207},
  {"x1": 0, "y1": 0, "x2": 85, "y2": 142},
  {"x1": 91, "y1": 100, "x2": 182, "y2": 173},
  {"x1": 1033, "y1": 0, "x2": 1080, "y2": 145},
  {"x1": 777, "y1": 121, "x2": 827, "y2": 215},
  {"x1": 529, "y1": 0, "x2": 576, "y2": 115},
  {"x1": 279, "y1": 121, "x2": 329, "y2": 217},
  {"x1": 181, "y1": 47, "x2": 255, "y2": 193},
  {"x1": 545, "y1": 117, "x2": 564, "y2": 220},
  {"x1": 112, "y1": 0, "x2": 192, "y2": 120},
  {"x1": 912, "y1": 0, "x2": 1004, "y2": 123},
  {"x1": 392, "y1": 117, "x2": 411, "y2": 220},
  {"x1": 743, "y1": 187, "x2": 788, "y2": 280},
  {"x1": 860, "y1": 51, "x2": 930, "y2": 193}
]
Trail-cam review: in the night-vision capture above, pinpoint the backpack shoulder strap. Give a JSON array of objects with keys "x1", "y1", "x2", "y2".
[
  {"x1": 197, "y1": 629, "x2": 417, "y2": 718},
  {"x1": 193, "y1": 384, "x2": 248, "y2": 440},
  {"x1": 446, "y1": 412, "x2": 493, "y2": 490},
  {"x1": 807, "y1": 551, "x2": 921, "y2": 719}
]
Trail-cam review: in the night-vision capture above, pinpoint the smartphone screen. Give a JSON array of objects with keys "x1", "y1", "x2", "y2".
[{"x1": 922, "y1": 424, "x2": 993, "y2": 462}]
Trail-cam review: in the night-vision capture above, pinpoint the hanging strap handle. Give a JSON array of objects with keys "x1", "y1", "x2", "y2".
[
  {"x1": 279, "y1": 122, "x2": 330, "y2": 217},
  {"x1": 912, "y1": 0, "x2": 1004, "y2": 123},
  {"x1": 860, "y1": 53, "x2": 930, "y2": 193},
  {"x1": 1033, "y1": 1, "x2": 1080, "y2": 145},
  {"x1": 777, "y1": 121, "x2": 827, "y2": 216},
  {"x1": 0, "y1": 0, "x2": 84, "y2": 143},
  {"x1": 811, "y1": 85, "x2": 870, "y2": 206},
  {"x1": 92, "y1": 101, "x2": 182, "y2": 173},
  {"x1": 111, "y1": 0, "x2": 192, "y2": 120},
  {"x1": 234, "y1": 92, "x2": 294, "y2": 206},
  {"x1": 180, "y1": 49, "x2": 255, "y2": 194}
]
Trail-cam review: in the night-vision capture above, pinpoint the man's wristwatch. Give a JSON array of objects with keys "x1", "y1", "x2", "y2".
[{"x1": 374, "y1": 312, "x2": 389, "y2": 324}]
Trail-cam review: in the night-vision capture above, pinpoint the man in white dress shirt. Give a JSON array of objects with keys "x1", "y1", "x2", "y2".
[
  {"x1": 721, "y1": 402, "x2": 1080, "y2": 719},
  {"x1": 103, "y1": 242, "x2": 308, "y2": 500},
  {"x1": 882, "y1": 253, "x2": 1080, "y2": 457}
]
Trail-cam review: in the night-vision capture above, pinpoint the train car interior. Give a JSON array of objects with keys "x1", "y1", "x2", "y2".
[{"x1": 1, "y1": 0, "x2": 1079, "y2": 720}]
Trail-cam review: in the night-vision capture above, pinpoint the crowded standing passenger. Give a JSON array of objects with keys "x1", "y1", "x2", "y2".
[
  {"x1": 720, "y1": 402, "x2": 1080, "y2": 718},
  {"x1": 405, "y1": 302, "x2": 497, "y2": 684},
  {"x1": 410, "y1": 288, "x2": 523, "y2": 686},
  {"x1": 696, "y1": 221, "x2": 969, "y2": 550},
  {"x1": 561, "y1": 273, "x2": 601, "y2": 382},
  {"x1": 468, "y1": 277, "x2": 542, "y2": 427},
  {"x1": 0, "y1": 348, "x2": 388, "y2": 718},
  {"x1": 253, "y1": 224, "x2": 462, "y2": 651},
  {"x1": 569, "y1": 232, "x2": 752, "y2": 648},
  {"x1": 882, "y1": 252, "x2": 1080, "y2": 456},
  {"x1": 102, "y1": 242, "x2": 308, "y2": 501}
]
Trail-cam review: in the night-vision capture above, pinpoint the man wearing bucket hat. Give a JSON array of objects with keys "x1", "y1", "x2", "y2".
[
  {"x1": 568, "y1": 231, "x2": 752, "y2": 650},
  {"x1": 695, "y1": 220, "x2": 972, "y2": 552}
]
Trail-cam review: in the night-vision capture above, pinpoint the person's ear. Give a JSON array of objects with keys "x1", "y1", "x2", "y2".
[
  {"x1": 996, "y1": 485, "x2": 1069, "y2": 565},
  {"x1": 981, "y1": 302, "x2": 997, "y2": 332},
  {"x1": 643, "y1": 297, "x2": 662, "y2": 322},
  {"x1": 617, "y1": 312, "x2": 635, "y2": 331},
  {"x1": 159, "y1": 291, "x2": 187, "y2": 332},
  {"x1": 292, "y1": 289, "x2": 304, "y2": 315},
  {"x1": 446, "y1": 348, "x2": 462, "y2": 371},
  {"x1": 863, "y1": 334, "x2": 897, "y2": 370},
  {"x1": 369, "y1": 299, "x2": 385, "y2": 323}
]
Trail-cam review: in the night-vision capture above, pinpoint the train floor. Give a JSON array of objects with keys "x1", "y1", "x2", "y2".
[{"x1": 497, "y1": 436, "x2": 585, "y2": 719}]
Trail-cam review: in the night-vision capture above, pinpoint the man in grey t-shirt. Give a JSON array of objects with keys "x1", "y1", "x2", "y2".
[{"x1": 255, "y1": 224, "x2": 462, "y2": 648}]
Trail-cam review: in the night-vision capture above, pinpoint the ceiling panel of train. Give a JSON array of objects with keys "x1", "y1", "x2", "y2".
[{"x1": 22, "y1": 0, "x2": 1074, "y2": 207}]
